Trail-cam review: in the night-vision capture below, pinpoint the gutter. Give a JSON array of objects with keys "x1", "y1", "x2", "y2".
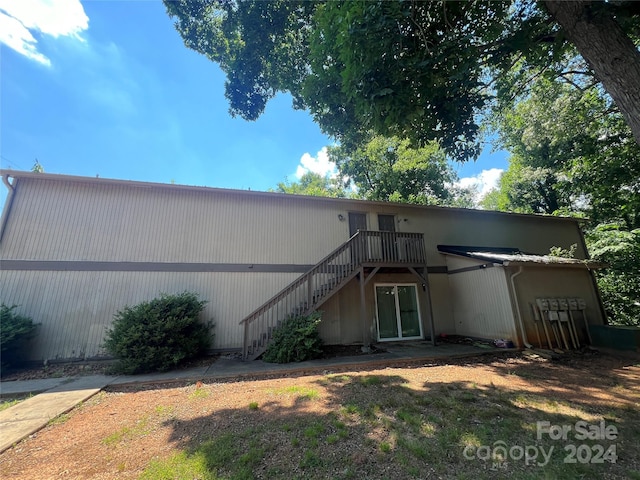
[
  {"x1": 0, "y1": 173, "x2": 17, "y2": 243},
  {"x1": 508, "y1": 266, "x2": 533, "y2": 349}
]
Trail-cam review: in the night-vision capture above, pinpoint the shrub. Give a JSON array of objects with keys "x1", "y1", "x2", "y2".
[
  {"x1": 262, "y1": 312, "x2": 323, "y2": 363},
  {"x1": 1, "y1": 304, "x2": 38, "y2": 368},
  {"x1": 103, "y1": 292, "x2": 212, "y2": 374}
]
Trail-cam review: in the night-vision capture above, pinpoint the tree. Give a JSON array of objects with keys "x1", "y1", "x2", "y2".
[
  {"x1": 31, "y1": 160, "x2": 44, "y2": 173},
  {"x1": 587, "y1": 224, "x2": 640, "y2": 326},
  {"x1": 327, "y1": 136, "x2": 470, "y2": 206},
  {"x1": 272, "y1": 136, "x2": 475, "y2": 207},
  {"x1": 481, "y1": 161, "x2": 573, "y2": 215},
  {"x1": 487, "y1": 76, "x2": 640, "y2": 227},
  {"x1": 273, "y1": 171, "x2": 346, "y2": 198},
  {"x1": 485, "y1": 73, "x2": 640, "y2": 326},
  {"x1": 543, "y1": 1, "x2": 640, "y2": 144},
  {"x1": 164, "y1": 0, "x2": 640, "y2": 160}
]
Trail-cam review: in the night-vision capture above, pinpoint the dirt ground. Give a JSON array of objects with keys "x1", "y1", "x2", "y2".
[{"x1": 1, "y1": 350, "x2": 638, "y2": 479}]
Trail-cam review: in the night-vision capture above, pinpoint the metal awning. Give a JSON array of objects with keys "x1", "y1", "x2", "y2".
[{"x1": 437, "y1": 245, "x2": 606, "y2": 269}]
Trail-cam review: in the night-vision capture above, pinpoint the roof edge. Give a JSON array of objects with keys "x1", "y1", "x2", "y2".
[
  {"x1": 0, "y1": 169, "x2": 584, "y2": 223},
  {"x1": 437, "y1": 244, "x2": 606, "y2": 269}
]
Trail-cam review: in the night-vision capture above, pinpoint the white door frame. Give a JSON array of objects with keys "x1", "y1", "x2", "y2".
[{"x1": 374, "y1": 283, "x2": 423, "y2": 342}]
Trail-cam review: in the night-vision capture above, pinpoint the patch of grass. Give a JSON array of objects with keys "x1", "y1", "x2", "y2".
[
  {"x1": 188, "y1": 387, "x2": 210, "y2": 400},
  {"x1": 457, "y1": 391, "x2": 477, "y2": 402},
  {"x1": 102, "y1": 416, "x2": 150, "y2": 446},
  {"x1": 326, "y1": 433, "x2": 340, "y2": 444},
  {"x1": 270, "y1": 385, "x2": 319, "y2": 401},
  {"x1": 141, "y1": 432, "x2": 264, "y2": 480},
  {"x1": 47, "y1": 413, "x2": 70, "y2": 426},
  {"x1": 332, "y1": 418, "x2": 349, "y2": 439},
  {"x1": 0, "y1": 398, "x2": 22, "y2": 412},
  {"x1": 303, "y1": 422, "x2": 325, "y2": 439},
  {"x1": 360, "y1": 375, "x2": 383, "y2": 386},
  {"x1": 248, "y1": 401, "x2": 259, "y2": 410},
  {"x1": 154, "y1": 405, "x2": 175, "y2": 417},
  {"x1": 140, "y1": 450, "x2": 214, "y2": 480},
  {"x1": 0, "y1": 393, "x2": 34, "y2": 412},
  {"x1": 300, "y1": 450, "x2": 324, "y2": 469},
  {"x1": 340, "y1": 403, "x2": 361, "y2": 416},
  {"x1": 396, "y1": 407, "x2": 422, "y2": 430},
  {"x1": 321, "y1": 374, "x2": 351, "y2": 384}
]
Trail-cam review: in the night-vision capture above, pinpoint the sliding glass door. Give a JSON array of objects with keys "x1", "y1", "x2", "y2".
[{"x1": 375, "y1": 284, "x2": 423, "y2": 341}]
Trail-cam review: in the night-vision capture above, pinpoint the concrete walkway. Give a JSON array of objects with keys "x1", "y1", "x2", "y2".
[
  {"x1": 0, "y1": 342, "x2": 504, "y2": 453},
  {"x1": 0, "y1": 375, "x2": 114, "y2": 453}
]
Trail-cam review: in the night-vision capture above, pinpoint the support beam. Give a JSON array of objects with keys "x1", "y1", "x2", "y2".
[
  {"x1": 363, "y1": 267, "x2": 380, "y2": 286},
  {"x1": 409, "y1": 266, "x2": 437, "y2": 347},
  {"x1": 359, "y1": 266, "x2": 369, "y2": 351}
]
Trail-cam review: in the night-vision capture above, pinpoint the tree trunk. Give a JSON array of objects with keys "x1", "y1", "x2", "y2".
[{"x1": 544, "y1": 1, "x2": 640, "y2": 146}]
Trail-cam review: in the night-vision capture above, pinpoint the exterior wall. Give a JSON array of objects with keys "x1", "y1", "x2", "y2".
[
  {"x1": 424, "y1": 274, "x2": 453, "y2": 336},
  {"x1": 319, "y1": 272, "x2": 441, "y2": 346},
  {"x1": 444, "y1": 257, "x2": 519, "y2": 344},
  {"x1": 508, "y1": 266, "x2": 605, "y2": 348},
  {"x1": 0, "y1": 172, "x2": 597, "y2": 361},
  {"x1": 0, "y1": 269, "x2": 299, "y2": 360},
  {"x1": 404, "y1": 208, "x2": 587, "y2": 265},
  {"x1": 1, "y1": 175, "x2": 588, "y2": 265},
  {"x1": 1, "y1": 177, "x2": 350, "y2": 264}
]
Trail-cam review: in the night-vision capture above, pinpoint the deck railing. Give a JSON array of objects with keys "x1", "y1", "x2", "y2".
[{"x1": 240, "y1": 231, "x2": 426, "y2": 360}]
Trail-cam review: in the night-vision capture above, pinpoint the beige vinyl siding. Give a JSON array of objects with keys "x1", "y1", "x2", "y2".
[
  {"x1": 400, "y1": 210, "x2": 587, "y2": 266},
  {"x1": 426, "y1": 274, "x2": 454, "y2": 335},
  {"x1": 445, "y1": 259, "x2": 519, "y2": 343},
  {"x1": 508, "y1": 266, "x2": 603, "y2": 347},
  {"x1": 3, "y1": 177, "x2": 587, "y2": 266},
  {"x1": 2, "y1": 178, "x2": 351, "y2": 264},
  {"x1": 319, "y1": 273, "x2": 437, "y2": 346},
  {"x1": 0, "y1": 269, "x2": 299, "y2": 361}
]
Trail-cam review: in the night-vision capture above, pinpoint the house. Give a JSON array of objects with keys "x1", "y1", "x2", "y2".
[{"x1": 0, "y1": 170, "x2": 605, "y2": 362}]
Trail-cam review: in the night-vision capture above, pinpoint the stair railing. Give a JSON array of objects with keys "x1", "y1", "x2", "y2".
[{"x1": 240, "y1": 230, "x2": 425, "y2": 359}]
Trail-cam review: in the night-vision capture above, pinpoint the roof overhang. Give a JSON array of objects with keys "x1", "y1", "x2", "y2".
[{"x1": 437, "y1": 245, "x2": 606, "y2": 270}]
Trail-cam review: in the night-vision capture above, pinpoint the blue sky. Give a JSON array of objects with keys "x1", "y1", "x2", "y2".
[{"x1": 0, "y1": 0, "x2": 507, "y2": 197}]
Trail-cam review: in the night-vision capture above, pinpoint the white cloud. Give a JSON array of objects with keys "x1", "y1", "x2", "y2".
[
  {"x1": 294, "y1": 147, "x2": 338, "y2": 179},
  {"x1": 0, "y1": 0, "x2": 89, "y2": 66},
  {"x1": 457, "y1": 168, "x2": 504, "y2": 204}
]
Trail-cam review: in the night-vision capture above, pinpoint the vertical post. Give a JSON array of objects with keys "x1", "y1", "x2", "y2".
[
  {"x1": 409, "y1": 266, "x2": 437, "y2": 347},
  {"x1": 427, "y1": 285, "x2": 436, "y2": 347},
  {"x1": 360, "y1": 265, "x2": 370, "y2": 352},
  {"x1": 243, "y1": 322, "x2": 248, "y2": 359}
]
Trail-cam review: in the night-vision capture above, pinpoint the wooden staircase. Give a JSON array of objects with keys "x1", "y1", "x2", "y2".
[{"x1": 240, "y1": 230, "x2": 426, "y2": 360}]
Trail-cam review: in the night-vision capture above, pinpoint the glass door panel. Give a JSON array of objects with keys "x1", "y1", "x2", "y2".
[
  {"x1": 375, "y1": 286, "x2": 399, "y2": 339},
  {"x1": 398, "y1": 286, "x2": 421, "y2": 337},
  {"x1": 376, "y1": 284, "x2": 422, "y2": 341}
]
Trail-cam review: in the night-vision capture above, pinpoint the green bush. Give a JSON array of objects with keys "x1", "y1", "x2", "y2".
[
  {"x1": 1, "y1": 304, "x2": 38, "y2": 368},
  {"x1": 104, "y1": 292, "x2": 212, "y2": 374},
  {"x1": 263, "y1": 312, "x2": 324, "y2": 363}
]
